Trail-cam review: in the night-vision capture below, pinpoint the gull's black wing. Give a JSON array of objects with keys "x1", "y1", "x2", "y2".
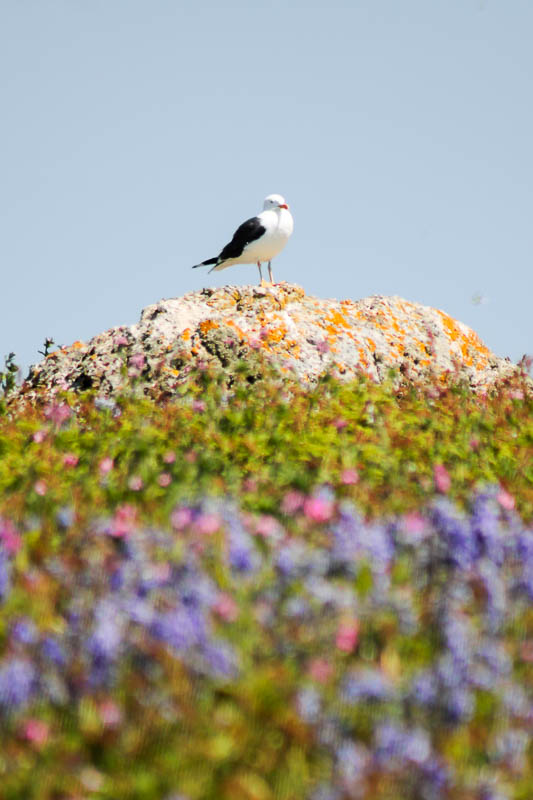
[{"x1": 217, "y1": 216, "x2": 266, "y2": 261}]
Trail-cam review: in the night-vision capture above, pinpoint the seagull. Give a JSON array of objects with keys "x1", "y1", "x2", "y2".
[{"x1": 192, "y1": 194, "x2": 294, "y2": 285}]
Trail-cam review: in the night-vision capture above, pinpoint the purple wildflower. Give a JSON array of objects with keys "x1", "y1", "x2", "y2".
[
  {"x1": 342, "y1": 667, "x2": 392, "y2": 703},
  {"x1": 123, "y1": 597, "x2": 154, "y2": 627},
  {"x1": 419, "y1": 758, "x2": 450, "y2": 799},
  {"x1": 375, "y1": 722, "x2": 432, "y2": 768},
  {"x1": 430, "y1": 498, "x2": 476, "y2": 568},
  {"x1": 492, "y1": 729, "x2": 529, "y2": 772},
  {"x1": 56, "y1": 506, "x2": 75, "y2": 529},
  {"x1": 476, "y1": 559, "x2": 506, "y2": 629},
  {"x1": 201, "y1": 641, "x2": 238, "y2": 679},
  {"x1": 177, "y1": 564, "x2": 217, "y2": 609},
  {"x1": 87, "y1": 601, "x2": 125, "y2": 667},
  {"x1": 296, "y1": 687, "x2": 321, "y2": 722},
  {"x1": 515, "y1": 527, "x2": 533, "y2": 600},
  {"x1": 309, "y1": 785, "x2": 342, "y2": 800},
  {"x1": 0, "y1": 658, "x2": 36, "y2": 711},
  {"x1": 410, "y1": 670, "x2": 438, "y2": 707},
  {"x1": 442, "y1": 613, "x2": 473, "y2": 675},
  {"x1": 478, "y1": 785, "x2": 510, "y2": 800},
  {"x1": 276, "y1": 540, "x2": 311, "y2": 577},
  {"x1": 41, "y1": 636, "x2": 67, "y2": 667},
  {"x1": 471, "y1": 492, "x2": 505, "y2": 566},
  {"x1": 227, "y1": 522, "x2": 258, "y2": 572},
  {"x1": 444, "y1": 686, "x2": 474, "y2": 724},
  {"x1": 336, "y1": 741, "x2": 369, "y2": 785},
  {"x1": 330, "y1": 503, "x2": 393, "y2": 578},
  {"x1": 11, "y1": 618, "x2": 38, "y2": 645},
  {"x1": 0, "y1": 549, "x2": 11, "y2": 601},
  {"x1": 151, "y1": 606, "x2": 206, "y2": 651}
]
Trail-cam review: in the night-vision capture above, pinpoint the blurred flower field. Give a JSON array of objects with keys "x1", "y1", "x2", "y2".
[{"x1": 0, "y1": 364, "x2": 532, "y2": 799}]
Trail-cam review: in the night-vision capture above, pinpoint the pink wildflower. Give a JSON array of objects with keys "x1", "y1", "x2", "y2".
[
  {"x1": 433, "y1": 464, "x2": 451, "y2": 494},
  {"x1": 0, "y1": 518, "x2": 22, "y2": 554},
  {"x1": 63, "y1": 453, "x2": 79, "y2": 468},
  {"x1": 341, "y1": 468, "x2": 359, "y2": 485},
  {"x1": 255, "y1": 515, "x2": 279, "y2": 538},
  {"x1": 213, "y1": 593, "x2": 239, "y2": 622},
  {"x1": 32, "y1": 430, "x2": 47, "y2": 444},
  {"x1": 192, "y1": 399, "x2": 206, "y2": 413},
  {"x1": 99, "y1": 700, "x2": 122, "y2": 727},
  {"x1": 163, "y1": 451, "x2": 176, "y2": 464},
  {"x1": 158, "y1": 472, "x2": 172, "y2": 487},
  {"x1": 308, "y1": 658, "x2": 334, "y2": 684},
  {"x1": 243, "y1": 477, "x2": 258, "y2": 492},
  {"x1": 153, "y1": 562, "x2": 171, "y2": 582},
  {"x1": 109, "y1": 504, "x2": 137, "y2": 538},
  {"x1": 469, "y1": 438, "x2": 480, "y2": 451},
  {"x1": 34, "y1": 480, "x2": 47, "y2": 497},
  {"x1": 129, "y1": 353, "x2": 145, "y2": 370},
  {"x1": 99, "y1": 457, "x2": 114, "y2": 475},
  {"x1": 194, "y1": 513, "x2": 220, "y2": 536},
  {"x1": 281, "y1": 490, "x2": 305, "y2": 514},
  {"x1": 509, "y1": 389, "x2": 524, "y2": 400},
  {"x1": 44, "y1": 402, "x2": 72, "y2": 427},
  {"x1": 303, "y1": 496, "x2": 334, "y2": 523},
  {"x1": 497, "y1": 489, "x2": 515, "y2": 511},
  {"x1": 128, "y1": 475, "x2": 143, "y2": 491},
  {"x1": 333, "y1": 418, "x2": 348, "y2": 431},
  {"x1": 113, "y1": 334, "x2": 129, "y2": 348},
  {"x1": 336, "y1": 619, "x2": 360, "y2": 653},
  {"x1": 23, "y1": 718, "x2": 49, "y2": 747},
  {"x1": 403, "y1": 512, "x2": 427, "y2": 538},
  {"x1": 185, "y1": 450, "x2": 197, "y2": 463},
  {"x1": 171, "y1": 507, "x2": 193, "y2": 530},
  {"x1": 520, "y1": 642, "x2": 533, "y2": 663}
]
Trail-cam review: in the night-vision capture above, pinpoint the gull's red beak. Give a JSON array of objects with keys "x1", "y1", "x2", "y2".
[{"x1": 279, "y1": 203, "x2": 289, "y2": 209}]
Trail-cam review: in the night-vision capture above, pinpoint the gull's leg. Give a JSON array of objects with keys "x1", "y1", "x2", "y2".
[
  {"x1": 257, "y1": 262, "x2": 263, "y2": 285},
  {"x1": 268, "y1": 261, "x2": 274, "y2": 283}
]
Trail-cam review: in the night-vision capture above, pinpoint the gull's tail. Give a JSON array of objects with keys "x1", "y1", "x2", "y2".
[{"x1": 192, "y1": 257, "x2": 218, "y2": 269}]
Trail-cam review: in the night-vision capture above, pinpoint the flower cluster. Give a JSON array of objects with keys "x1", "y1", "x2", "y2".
[{"x1": 0, "y1": 486, "x2": 531, "y2": 798}]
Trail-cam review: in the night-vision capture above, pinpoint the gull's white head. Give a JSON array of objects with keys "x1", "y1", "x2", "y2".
[{"x1": 263, "y1": 193, "x2": 289, "y2": 211}]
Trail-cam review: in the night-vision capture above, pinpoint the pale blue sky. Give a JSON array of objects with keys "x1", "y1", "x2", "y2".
[{"x1": 1, "y1": 1, "x2": 532, "y2": 374}]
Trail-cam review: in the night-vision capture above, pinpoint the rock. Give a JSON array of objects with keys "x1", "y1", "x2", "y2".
[{"x1": 18, "y1": 283, "x2": 521, "y2": 401}]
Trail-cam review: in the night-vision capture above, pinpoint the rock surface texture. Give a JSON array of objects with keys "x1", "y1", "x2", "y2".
[{"x1": 22, "y1": 283, "x2": 518, "y2": 399}]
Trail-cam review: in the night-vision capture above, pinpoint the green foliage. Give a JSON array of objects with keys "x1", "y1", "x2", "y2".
[
  {"x1": 0, "y1": 365, "x2": 531, "y2": 799},
  {"x1": 2, "y1": 366, "x2": 532, "y2": 524},
  {"x1": 0, "y1": 352, "x2": 19, "y2": 400}
]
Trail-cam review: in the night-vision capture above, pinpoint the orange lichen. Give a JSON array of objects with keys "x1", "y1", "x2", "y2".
[
  {"x1": 324, "y1": 310, "x2": 351, "y2": 329},
  {"x1": 199, "y1": 320, "x2": 219, "y2": 335},
  {"x1": 225, "y1": 319, "x2": 246, "y2": 339},
  {"x1": 264, "y1": 325, "x2": 288, "y2": 343},
  {"x1": 181, "y1": 328, "x2": 192, "y2": 342},
  {"x1": 437, "y1": 310, "x2": 490, "y2": 369}
]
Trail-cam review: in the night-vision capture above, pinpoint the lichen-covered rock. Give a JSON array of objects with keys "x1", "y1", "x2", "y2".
[{"x1": 19, "y1": 283, "x2": 520, "y2": 401}]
